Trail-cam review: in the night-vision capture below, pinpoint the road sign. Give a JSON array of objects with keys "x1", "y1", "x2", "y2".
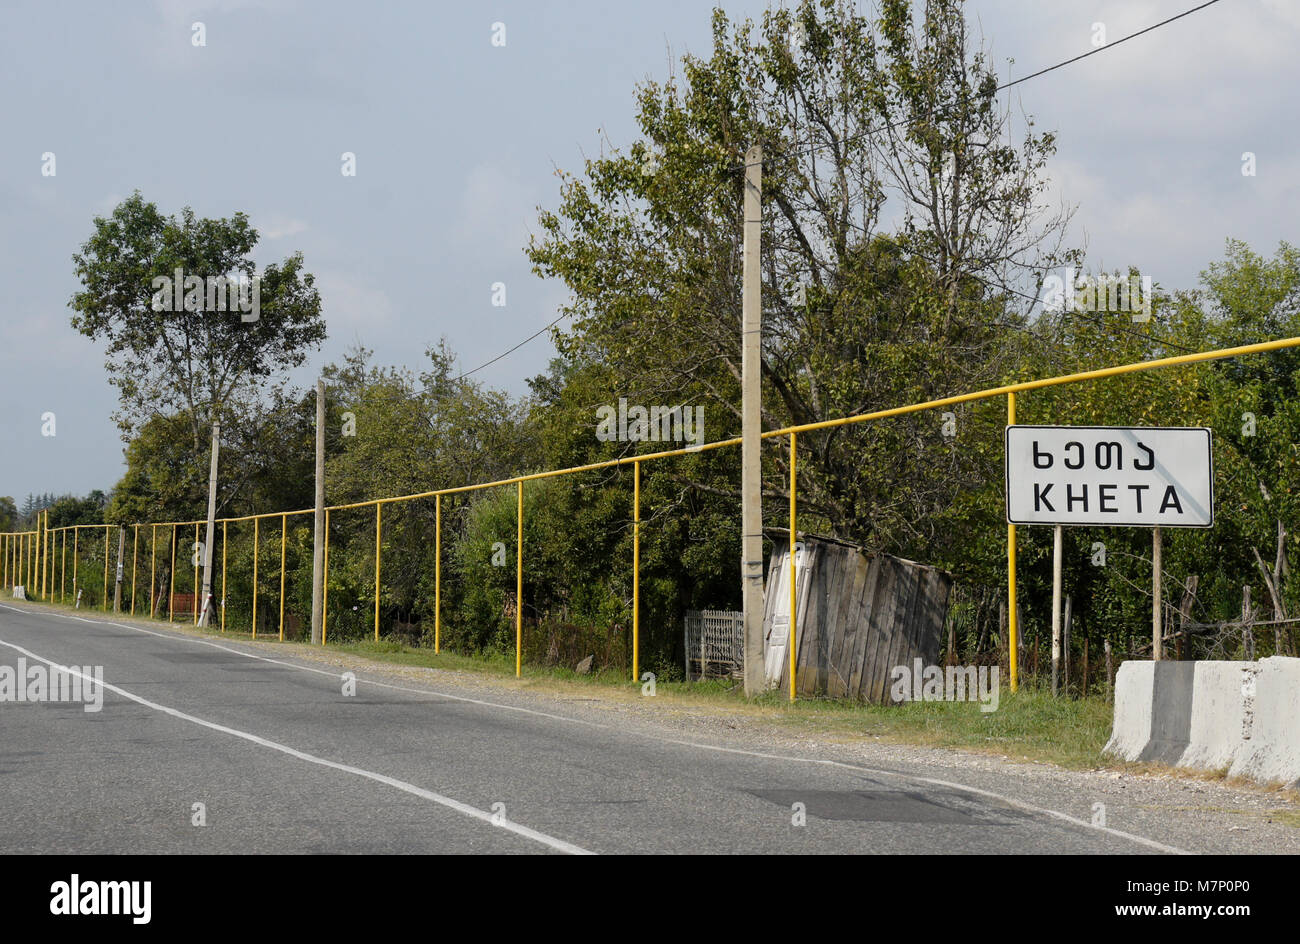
[{"x1": 1006, "y1": 426, "x2": 1213, "y2": 527}]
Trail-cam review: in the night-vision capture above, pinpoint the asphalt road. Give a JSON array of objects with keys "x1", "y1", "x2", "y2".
[{"x1": 0, "y1": 600, "x2": 1288, "y2": 855}]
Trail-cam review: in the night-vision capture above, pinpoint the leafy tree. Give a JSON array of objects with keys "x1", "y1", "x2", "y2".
[
  {"x1": 528, "y1": 0, "x2": 1075, "y2": 562},
  {"x1": 69, "y1": 191, "x2": 326, "y2": 453}
]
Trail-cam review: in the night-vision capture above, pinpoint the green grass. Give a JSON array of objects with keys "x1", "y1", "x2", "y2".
[{"x1": 297, "y1": 636, "x2": 1118, "y2": 770}]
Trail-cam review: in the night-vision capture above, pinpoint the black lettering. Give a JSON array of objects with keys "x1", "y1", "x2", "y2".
[
  {"x1": 1065, "y1": 441, "x2": 1084, "y2": 469},
  {"x1": 1128, "y1": 484, "x2": 1148, "y2": 513},
  {"x1": 1134, "y1": 441, "x2": 1155, "y2": 470},
  {"x1": 1033, "y1": 482, "x2": 1055, "y2": 512},
  {"x1": 1099, "y1": 484, "x2": 1118, "y2": 512},
  {"x1": 1032, "y1": 441, "x2": 1053, "y2": 469},
  {"x1": 1159, "y1": 486, "x2": 1183, "y2": 514},
  {"x1": 1067, "y1": 483, "x2": 1088, "y2": 512},
  {"x1": 1095, "y1": 441, "x2": 1122, "y2": 469}
]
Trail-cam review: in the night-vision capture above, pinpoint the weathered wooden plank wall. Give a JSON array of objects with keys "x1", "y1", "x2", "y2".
[{"x1": 764, "y1": 535, "x2": 953, "y2": 702}]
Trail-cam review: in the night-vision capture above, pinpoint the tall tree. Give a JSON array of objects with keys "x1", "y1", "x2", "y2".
[
  {"x1": 69, "y1": 192, "x2": 326, "y2": 454},
  {"x1": 528, "y1": 0, "x2": 1075, "y2": 558}
]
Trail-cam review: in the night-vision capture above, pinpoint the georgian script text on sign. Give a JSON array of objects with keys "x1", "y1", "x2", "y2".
[{"x1": 1005, "y1": 426, "x2": 1213, "y2": 527}]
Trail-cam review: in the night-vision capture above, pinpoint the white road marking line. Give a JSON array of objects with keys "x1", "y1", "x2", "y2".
[
  {"x1": 2, "y1": 602, "x2": 1188, "y2": 853},
  {"x1": 644, "y1": 736, "x2": 1192, "y2": 855},
  {"x1": 0, "y1": 633, "x2": 594, "y2": 856},
  {"x1": 3, "y1": 605, "x2": 602, "y2": 728}
]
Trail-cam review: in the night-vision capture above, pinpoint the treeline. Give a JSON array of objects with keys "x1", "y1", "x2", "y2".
[{"x1": 47, "y1": 1, "x2": 1300, "y2": 684}]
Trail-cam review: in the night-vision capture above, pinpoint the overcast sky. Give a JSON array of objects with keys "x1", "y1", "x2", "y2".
[{"x1": 1, "y1": 0, "x2": 1295, "y2": 505}]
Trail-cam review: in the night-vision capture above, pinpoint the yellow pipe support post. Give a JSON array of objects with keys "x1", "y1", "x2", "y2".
[
  {"x1": 221, "y1": 520, "x2": 227, "y2": 632},
  {"x1": 102, "y1": 526, "x2": 109, "y2": 611},
  {"x1": 516, "y1": 481, "x2": 523, "y2": 678},
  {"x1": 130, "y1": 525, "x2": 138, "y2": 615},
  {"x1": 789, "y1": 433, "x2": 797, "y2": 703},
  {"x1": 149, "y1": 525, "x2": 157, "y2": 617},
  {"x1": 1007, "y1": 392, "x2": 1019, "y2": 693},
  {"x1": 61, "y1": 530, "x2": 66, "y2": 601},
  {"x1": 3, "y1": 533, "x2": 7, "y2": 588},
  {"x1": 193, "y1": 522, "x2": 200, "y2": 624},
  {"x1": 252, "y1": 516, "x2": 259, "y2": 639},
  {"x1": 169, "y1": 524, "x2": 177, "y2": 622},
  {"x1": 434, "y1": 494, "x2": 441, "y2": 654},
  {"x1": 279, "y1": 513, "x2": 287, "y2": 642},
  {"x1": 72, "y1": 527, "x2": 79, "y2": 603},
  {"x1": 42, "y1": 512, "x2": 48, "y2": 599},
  {"x1": 373, "y1": 503, "x2": 381, "y2": 643},
  {"x1": 632, "y1": 461, "x2": 640, "y2": 683},
  {"x1": 323, "y1": 509, "x2": 330, "y2": 645}
]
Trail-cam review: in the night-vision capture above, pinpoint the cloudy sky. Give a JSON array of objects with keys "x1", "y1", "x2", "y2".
[{"x1": 1, "y1": 0, "x2": 1295, "y2": 505}]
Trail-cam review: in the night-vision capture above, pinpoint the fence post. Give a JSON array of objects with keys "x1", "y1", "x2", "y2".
[
  {"x1": 130, "y1": 525, "x2": 138, "y2": 615},
  {"x1": 323, "y1": 508, "x2": 330, "y2": 645},
  {"x1": 1007, "y1": 391, "x2": 1019, "y2": 692},
  {"x1": 149, "y1": 525, "x2": 156, "y2": 617},
  {"x1": 252, "y1": 516, "x2": 259, "y2": 638},
  {"x1": 169, "y1": 524, "x2": 177, "y2": 622},
  {"x1": 374, "y1": 503, "x2": 382, "y2": 643},
  {"x1": 101, "y1": 526, "x2": 108, "y2": 611},
  {"x1": 192, "y1": 522, "x2": 200, "y2": 624},
  {"x1": 789, "y1": 432, "x2": 798, "y2": 703},
  {"x1": 516, "y1": 481, "x2": 523, "y2": 678},
  {"x1": 632, "y1": 461, "x2": 640, "y2": 683},
  {"x1": 435, "y1": 494, "x2": 441, "y2": 654},
  {"x1": 279, "y1": 513, "x2": 287, "y2": 642}
]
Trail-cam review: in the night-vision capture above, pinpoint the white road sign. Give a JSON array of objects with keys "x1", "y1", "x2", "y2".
[{"x1": 1006, "y1": 426, "x2": 1213, "y2": 527}]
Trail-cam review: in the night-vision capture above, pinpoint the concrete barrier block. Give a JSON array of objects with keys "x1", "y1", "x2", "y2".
[
  {"x1": 1229, "y1": 656, "x2": 1300, "y2": 788},
  {"x1": 1103, "y1": 660, "x2": 1195, "y2": 764},
  {"x1": 1178, "y1": 661, "x2": 1254, "y2": 772}
]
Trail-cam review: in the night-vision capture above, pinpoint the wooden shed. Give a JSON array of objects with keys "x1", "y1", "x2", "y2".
[{"x1": 763, "y1": 534, "x2": 953, "y2": 702}]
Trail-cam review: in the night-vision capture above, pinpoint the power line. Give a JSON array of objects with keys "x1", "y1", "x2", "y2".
[
  {"x1": 454, "y1": 312, "x2": 571, "y2": 382},
  {"x1": 998, "y1": 0, "x2": 1224, "y2": 93},
  {"x1": 769, "y1": 0, "x2": 1226, "y2": 166}
]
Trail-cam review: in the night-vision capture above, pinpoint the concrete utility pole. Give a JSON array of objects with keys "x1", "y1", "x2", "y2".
[
  {"x1": 741, "y1": 143, "x2": 765, "y2": 696},
  {"x1": 310, "y1": 379, "x2": 326, "y2": 645},
  {"x1": 197, "y1": 421, "x2": 220, "y2": 626}
]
